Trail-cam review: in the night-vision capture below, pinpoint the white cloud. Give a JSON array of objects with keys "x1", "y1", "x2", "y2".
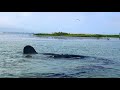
[
  {"x1": 0, "y1": 12, "x2": 33, "y2": 28},
  {"x1": 0, "y1": 16, "x2": 16, "y2": 27},
  {"x1": 104, "y1": 16, "x2": 120, "y2": 27},
  {"x1": 16, "y1": 12, "x2": 32, "y2": 17},
  {"x1": 20, "y1": 12, "x2": 32, "y2": 17}
]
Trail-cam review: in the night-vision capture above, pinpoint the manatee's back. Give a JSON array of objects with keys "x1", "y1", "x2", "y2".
[{"x1": 23, "y1": 45, "x2": 38, "y2": 54}]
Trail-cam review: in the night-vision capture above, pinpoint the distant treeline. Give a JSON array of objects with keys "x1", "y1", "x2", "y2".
[{"x1": 34, "y1": 32, "x2": 120, "y2": 38}]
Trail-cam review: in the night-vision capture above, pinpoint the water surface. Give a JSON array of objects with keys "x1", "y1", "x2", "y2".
[{"x1": 0, "y1": 33, "x2": 120, "y2": 78}]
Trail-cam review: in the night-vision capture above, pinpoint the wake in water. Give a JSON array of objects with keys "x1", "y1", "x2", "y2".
[
  {"x1": 22, "y1": 45, "x2": 115, "y2": 64},
  {"x1": 23, "y1": 52, "x2": 117, "y2": 66},
  {"x1": 23, "y1": 45, "x2": 114, "y2": 63},
  {"x1": 23, "y1": 45, "x2": 116, "y2": 65}
]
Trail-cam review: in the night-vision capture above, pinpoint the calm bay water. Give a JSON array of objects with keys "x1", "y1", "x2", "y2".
[{"x1": 0, "y1": 33, "x2": 120, "y2": 78}]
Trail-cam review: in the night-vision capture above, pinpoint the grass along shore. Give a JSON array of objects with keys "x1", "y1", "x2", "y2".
[{"x1": 34, "y1": 32, "x2": 120, "y2": 39}]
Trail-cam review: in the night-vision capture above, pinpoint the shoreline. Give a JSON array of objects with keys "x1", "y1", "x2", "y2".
[
  {"x1": 33, "y1": 35, "x2": 120, "y2": 40},
  {"x1": 34, "y1": 32, "x2": 120, "y2": 39}
]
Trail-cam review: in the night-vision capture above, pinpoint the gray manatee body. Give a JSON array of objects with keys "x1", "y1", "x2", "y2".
[
  {"x1": 23, "y1": 45, "x2": 88, "y2": 59},
  {"x1": 23, "y1": 45, "x2": 38, "y2": 54},
  {"x1": 42, "y1": 53, "x2": 89, "y2": 59}
]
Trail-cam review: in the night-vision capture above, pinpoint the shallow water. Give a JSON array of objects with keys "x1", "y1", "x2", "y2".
[{"x1": 0, "y1": 33, "x2": 120, "y2": 78}]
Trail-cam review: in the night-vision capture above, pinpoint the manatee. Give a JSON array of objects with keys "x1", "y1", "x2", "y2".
[
  {"x1": 23, "y1": 45, "x2": 38, "y2": 54},
  {"x1": 42, "y1": 53, "x2": 89, "y2": 59},
  {"x1": 23, "y1": 45, "x2": 88, "y2": 59}
]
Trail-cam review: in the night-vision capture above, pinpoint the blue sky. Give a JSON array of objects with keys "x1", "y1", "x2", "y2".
[{"x1": 0, "y1": 12, "x2": 120, "y2": 34}]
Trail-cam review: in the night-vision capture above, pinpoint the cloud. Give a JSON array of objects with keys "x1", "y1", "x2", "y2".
[
  {"x1": 0, "y1": 12, "x2": 119, "y2": 34},
  {"x1": 0, "y1": 16, "x2": 16, "y2": 27},
  {"x1": 15, "y1": 12, "x2": 32, "y2": 18},
  {"x1": 20, "y1": 12, "x2": 31, "y2": 17},
  {"x1": 104, "y1": 16, "x2": 120, "y2": 27},
  {"x1": 0, "y1": 12, "x2": 33, "y2": 27}
]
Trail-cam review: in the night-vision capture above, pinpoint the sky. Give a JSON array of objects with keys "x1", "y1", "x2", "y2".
[{"x1": 0, "y1": 12, "x2": 120, "y2": 34}]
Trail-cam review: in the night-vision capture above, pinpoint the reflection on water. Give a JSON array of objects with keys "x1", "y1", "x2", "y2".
[{"x1": 0, "y1": 33, "x2": 120, "y2": 78}]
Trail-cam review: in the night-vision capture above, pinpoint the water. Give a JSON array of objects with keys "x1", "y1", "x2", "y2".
[{"x1": 0, "y1": 33, "x2": 120, "y2": 78}]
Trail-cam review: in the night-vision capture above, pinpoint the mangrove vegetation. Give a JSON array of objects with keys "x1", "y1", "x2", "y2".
[{"x1": 34, "y1": 32, "x2": 120, "y2": 38}]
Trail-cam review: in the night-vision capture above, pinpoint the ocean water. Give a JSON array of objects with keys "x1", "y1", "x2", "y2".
[{"x1": 0, "y1": 33, "x2": 120, "y2": 78}]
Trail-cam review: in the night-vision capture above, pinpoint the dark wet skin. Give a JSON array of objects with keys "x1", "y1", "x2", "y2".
[
  {"x1": 23, "y1": 45, "x2": 89, "y2": 59},
  {"x1": 41, "y1": 53, "x2": 89, "y2": 59},
  {"x1": 23, "y1": 45, "x2": 111, "y2": 63},
  {"x1": 23, "y1": 45, "x2": 38, "y2": 54}
]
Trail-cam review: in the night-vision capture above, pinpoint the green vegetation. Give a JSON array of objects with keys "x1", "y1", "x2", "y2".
[{"x1": 34, "y1": 32, "x2": 120, "y2": 38}]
